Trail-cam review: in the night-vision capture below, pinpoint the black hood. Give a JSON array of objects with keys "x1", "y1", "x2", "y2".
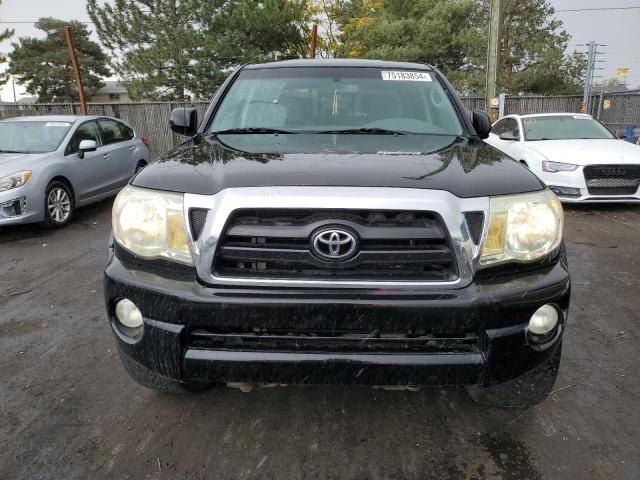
[{"x1": 133, "y1": 133, "x2": 544, "y2": 198}]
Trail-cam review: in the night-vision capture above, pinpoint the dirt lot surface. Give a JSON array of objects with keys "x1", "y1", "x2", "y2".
[{"x1": 1, "y1": 199, "x2": 639, "y2": 479}]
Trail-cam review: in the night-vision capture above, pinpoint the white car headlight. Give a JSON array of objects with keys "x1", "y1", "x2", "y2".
[
  {"x1": 0, "y1": 171, "x2": 32, "y2": 192},
  {"x1": 542, "y1": 161, "x2": 578, "y2": 173},
  {"x1": 480, "y1": 189, "x2": 563, "y2": 267},
  {"x1": 112, "y1": 185, "x2": 193, "y2": 265}
]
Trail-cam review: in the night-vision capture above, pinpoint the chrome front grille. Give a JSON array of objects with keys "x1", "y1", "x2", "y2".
[{"x1": 183, "y1": 187, "x2": 486, "y2": 288}]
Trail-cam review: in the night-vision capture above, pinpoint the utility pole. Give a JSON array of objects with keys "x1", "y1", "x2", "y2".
[
  {"x1": 310, "y1": 24, "x2": 318, "y2": 59},
  {"x1": 596, "y1": 81, "x2": 606, "y2": 120},
  {"x1": 582, "y1": 41, "x2": 596, "y2": 113},
  {"x1": 485, "y1": 0, "x2": 502, "y2": 118},
  {"x1": 64, "y1": 26, "x2": 88, "y2": 115},
  {"x1": 580, "y1": 41, "x2": 607, "y2": 114}
]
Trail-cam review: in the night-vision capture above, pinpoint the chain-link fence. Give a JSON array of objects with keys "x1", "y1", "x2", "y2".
[
  {"x1": 462, "y1": 92, "x2": 639, "y2": 140},
  {"x1": 1, "y1": 92, "x2": 638, "y2": 158}
]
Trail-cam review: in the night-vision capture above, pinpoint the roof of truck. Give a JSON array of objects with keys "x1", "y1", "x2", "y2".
[{"x1": 245, "y1": 59, "x2": 433, "y2": 70}]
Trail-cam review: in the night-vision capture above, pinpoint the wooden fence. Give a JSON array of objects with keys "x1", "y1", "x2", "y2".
[{"x1": 0, "y1": 102, "x2": 210, "y2": 158}]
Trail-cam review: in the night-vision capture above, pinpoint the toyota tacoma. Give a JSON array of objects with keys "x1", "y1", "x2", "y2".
[{"x1": 104, "y1": 60, "x2": 570, "y2": 407}]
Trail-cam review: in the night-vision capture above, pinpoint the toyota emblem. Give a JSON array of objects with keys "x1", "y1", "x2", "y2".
[{"x1": 312, "y1": 228, "x2": 358, "y2": 261}]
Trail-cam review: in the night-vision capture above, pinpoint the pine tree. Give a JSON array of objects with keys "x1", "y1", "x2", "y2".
[
  {"x1": 87, "y1": 0, "x2": 310, "y2": 100},
  {"x1": 0, "y1": 0, "x2": 15, "y2": 85},
  {"x1": 8, "y1": 18, "x2": 110, "y2": 102},
  {"x1": 334, "y1": 0, "x2": 586, "y2": 95}
]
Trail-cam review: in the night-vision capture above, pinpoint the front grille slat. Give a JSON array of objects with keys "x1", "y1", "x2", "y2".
[
  {"x1": 213, "y1": 209, "x2": 457, "y2": 282},
  {"x1": 584, "y1": 165, "x2": 640, "y2": 196},
  {"x1": 220, "y1": 246, "x2": 452, "y2": 266},
  {"x1": 227, "y1": 223, "x2": 446, "y2": 240}
]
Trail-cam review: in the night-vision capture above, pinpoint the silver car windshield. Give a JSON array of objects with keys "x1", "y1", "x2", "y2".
[
  {"x1": 0, "y1": 121, "x2": 73, "y2": 153},
  {"x1": 522, "y1": 115, "x2": 614, "y2": 141},
  {"x1": 209, "y1": 67, "x2": 463, "y2": 135}
]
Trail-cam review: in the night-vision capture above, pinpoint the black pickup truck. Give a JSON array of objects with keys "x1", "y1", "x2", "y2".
[{"x1": 104, "y1": 59, "x2": 570, "y2": 407}]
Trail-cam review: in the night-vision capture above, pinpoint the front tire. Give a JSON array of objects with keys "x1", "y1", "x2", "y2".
[
  {"x1": 134, "y1": 161, "x2": 147, "y2": 175},
  {"x1": 43, "y1": 181, "x2": 74, "y2": 228},
  {"x1": 466, "y1": 343, "x2": 562, "y2": 407}
]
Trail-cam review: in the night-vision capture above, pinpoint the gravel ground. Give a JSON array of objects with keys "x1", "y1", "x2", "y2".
[{"x1": 0, "y1": 199, "x2": 638, "y2": 480}]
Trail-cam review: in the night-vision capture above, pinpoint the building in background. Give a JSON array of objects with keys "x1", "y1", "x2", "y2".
[
  {"x1": 90, "y1": 81, "x2": 130, "y2": 103},
  {"x1": 2, "y1": 80, "x2": 131, "y2": 104},
  {"x1": 17, "y1": 96, "x2": 37, "y2": 105}
]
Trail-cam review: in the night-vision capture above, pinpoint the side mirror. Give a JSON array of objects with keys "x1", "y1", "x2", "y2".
[
  {"x1": 170, "y1": 107, "x2": 197, "y2": 136},
  {"x1": 471, "y1": 110, "x2": 492, "y2": 139},
  {"x1": 78, "y1": 139, "x2": 97, "y2": 159},
  {"x1": 499, "y1": 131, "x2": 518, "y2": 141}
]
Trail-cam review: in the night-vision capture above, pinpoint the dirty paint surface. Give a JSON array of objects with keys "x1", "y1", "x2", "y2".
[{"x1": 0, "y1": 200, "x2": 638, "y2": 479}]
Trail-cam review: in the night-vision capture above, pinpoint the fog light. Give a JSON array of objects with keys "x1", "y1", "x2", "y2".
[
  {"x1": 548, "y1": 186, "x2": 581, "y2": 198},
  {"x1": 115, "y1": 299, "x2": 143, "y2": 329},
  {"x1": 0, "y1": 197, "x2": 26, "y2": 218},
  {"x1": 528, "y1": 304, "x2": 559, "y2": 335}
]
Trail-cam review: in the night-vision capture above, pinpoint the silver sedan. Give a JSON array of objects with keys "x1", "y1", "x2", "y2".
[{"x1": 0, "y1": 115, "x2": 149, "y2": 227}]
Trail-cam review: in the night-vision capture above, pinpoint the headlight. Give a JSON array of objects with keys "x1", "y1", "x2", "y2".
[
  {"x1": 542, "y1": 161, "x2": 578, "y2": 172},
  {"x1": 112, "y1": 185, "x2": 193, "y2": 265},
  {"x1": 0, "y1": 171, "x2": 32, "y2": 192},
  {"x1": 480, "y1": 189, "x2": 563, "y2": 267}
]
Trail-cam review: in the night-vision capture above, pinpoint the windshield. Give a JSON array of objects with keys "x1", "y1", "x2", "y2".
[
  {"x1": 0, "y1": 120, "x2": 73, "y2": 153},
  {"x1": 209, "y1": 67, "x2": 463, "y2": 135},
  {"x1": 522, "y1": 115, "x2": 614, "y2": 141}
]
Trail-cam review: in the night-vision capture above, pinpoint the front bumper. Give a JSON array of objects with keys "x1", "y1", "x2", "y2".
[
  {"x1": 0, "y1": 183, "x2": 44, "y2": 226},
  {"x1": 541, "y1": 168, "x2": 640, "y2": 203},
  {"x1": 104, "y1": 245, "x2": 571, "y2": 387}
]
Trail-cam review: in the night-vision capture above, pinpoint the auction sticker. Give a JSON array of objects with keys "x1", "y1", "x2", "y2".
[{"x1": 381, "y1": 71, "x2": 432, "y2": 82}]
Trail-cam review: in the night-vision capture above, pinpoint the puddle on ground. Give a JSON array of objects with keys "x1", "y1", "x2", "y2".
[{"x1": 463, "y1": 432, "x2": 543, "y2": 480}]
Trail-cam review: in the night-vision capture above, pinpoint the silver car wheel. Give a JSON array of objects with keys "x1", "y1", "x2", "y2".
[{"x1": 47, "y1": 187, "x2": 71, "y2": 223}]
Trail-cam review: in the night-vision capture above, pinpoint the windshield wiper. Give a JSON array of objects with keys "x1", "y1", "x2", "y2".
[
  {"x1": 0, "y1": 149, "x2": 28, "y2": 153},
  {"x1": 316, "y1": 127, "x2": 409, "y2": 135},
  {"x1": 209, "y1": 127, "x2": 299, "y2": 135}
]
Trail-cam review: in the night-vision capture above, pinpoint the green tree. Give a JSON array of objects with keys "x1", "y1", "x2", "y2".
[
  {"x1": 88, "y1": 0, "x2": 207, "y2": 100},
  {"x1": 335, "y1": 0, "x2": 484, "y2": 93},
  {"x1": 196, "y1": 0, "x2": 311, "y2": 94},
  {"x1": 0, "y1": 0, "x2": 15, "y2": 84},
  {"x1": 307, "y1": 0, "x2": 348, "y2": 57},
  {"x1": 87, "y1": 0, "x2": 310, "y2": 100},
  {"x1": 333, "y1": 0, "x2": 585, "y2": 95},
  {"x1": 489, "y1": 0, "x2": 586, "y2": 94},
  {"x1": 8, "y1": 18, "x2": 109, "y2": 102}
]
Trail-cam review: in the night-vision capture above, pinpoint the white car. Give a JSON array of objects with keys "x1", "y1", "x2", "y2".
[{"x1": 485, "y1": 113, "x2": 640, "y2": 202}]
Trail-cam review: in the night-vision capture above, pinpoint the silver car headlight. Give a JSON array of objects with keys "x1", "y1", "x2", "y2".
[
  {"x1": 480, "y1": 189, "x2": 563, "y2": 267},
  {"x1": 542, "y1": 161, "x2": 578, "y2": 172},
  {"x1": 0, "y1": 171, "x2": 32, "y2": 192},
  {"x1": 112, "y1": 185, "x2": 193, "y2": 265}
]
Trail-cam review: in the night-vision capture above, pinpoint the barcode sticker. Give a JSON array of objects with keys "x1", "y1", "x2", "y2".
[{"x1": 381, "y1": 71, "x2": 432, "y2": 82}]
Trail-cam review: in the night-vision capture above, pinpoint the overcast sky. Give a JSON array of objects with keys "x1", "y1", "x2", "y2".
[{"x1": 0, "y1": 0, "x2": 638, "y2": 101}]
